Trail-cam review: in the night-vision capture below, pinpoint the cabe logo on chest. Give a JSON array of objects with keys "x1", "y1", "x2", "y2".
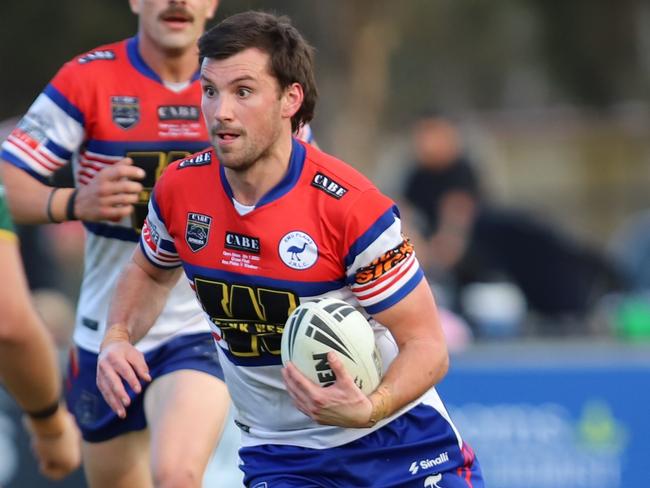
[
  {"x1": 311, "y1": 172, "x2": 348, "y2": 199},
  {"x1": 158, "y1": 105, "x2": 200, "y2": 121},
  {"x1": 225, "y1": 232, "x2": 260, "y2": 254},
  {"x1": 186, "y1": 213, "x2": 212, "y2": 252}
]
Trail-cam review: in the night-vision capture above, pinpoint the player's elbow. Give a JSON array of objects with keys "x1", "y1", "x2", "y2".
[
  {"x1": 0, "y1": 314, "x2": 29, "y2": 345},
  {"x1": 438, "y1": 348, "x2": 450, "y2": 379},
  {"x1": 0, "y1": 298, "x2": 45, "y2": 345},
  {"x1": 431, "y1": 342, "x2": 449, "y2": 385}
]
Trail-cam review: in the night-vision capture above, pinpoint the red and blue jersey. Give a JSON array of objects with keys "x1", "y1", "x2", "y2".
[
  {"x1": 141, "y1": 140, "x2": 463, "y2": 450},
  {"x1": 0, "y1": 37, "x2": 211, "y2": 352}
]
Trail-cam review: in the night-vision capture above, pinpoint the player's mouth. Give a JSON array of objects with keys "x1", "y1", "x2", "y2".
[
  {"x1": 214, "y1": 130, "x2": 242, "y2": 145},
  {"x1": 159, "y1": 7, "x2": 194, "y2": 29}
]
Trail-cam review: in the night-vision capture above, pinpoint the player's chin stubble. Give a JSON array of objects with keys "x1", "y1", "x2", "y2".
[{"x1": 214, "y1": 144, "x2": 259, "y2": 173}]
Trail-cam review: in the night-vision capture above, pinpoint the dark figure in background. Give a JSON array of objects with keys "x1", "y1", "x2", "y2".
[
  {"x1": 402, "y1": 112, "x2": 480, "y2": 284},
  {"x1": 403, "y1": 112, "x2": 625, "y2": 335}
]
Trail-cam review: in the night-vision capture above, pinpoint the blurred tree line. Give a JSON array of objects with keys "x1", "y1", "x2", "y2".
[
  {"x1": 1, "y1": 0, "x2": 649, "y2": 173},
  {"x1": 2, "y1": 1, "x2": 648, "y2": 118}
]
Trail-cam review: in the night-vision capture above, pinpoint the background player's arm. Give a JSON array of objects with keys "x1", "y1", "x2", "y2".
[
  {"x1": 0, "y1": 162, "x2": 75, "y2": 224},
  {"x1": 107, "y1": 246, "x2": 182, "y2": 343},
  {"x1": 0, "y1": 236, "x2": 81, "y2": 479},
  {"x1": 97, "y1": 246, "x2": 182, "y2": 417},
  {"x1": 283, "y1": 278, "x2": 448, "y2": 428},
  {"x1": 0, "y1": 158, "x2": 145, "y2": 224}
]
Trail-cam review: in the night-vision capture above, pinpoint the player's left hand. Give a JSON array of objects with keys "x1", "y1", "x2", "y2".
[{"x1": 282, "y1": 351, "x2": 373, "y2": 428}]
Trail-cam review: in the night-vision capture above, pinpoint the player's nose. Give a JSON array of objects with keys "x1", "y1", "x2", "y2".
[{"x1": 212, "y1": 96, "x2": 235, "y2": 123}]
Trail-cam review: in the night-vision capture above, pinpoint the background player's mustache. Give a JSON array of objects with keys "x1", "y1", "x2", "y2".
[{"x1": 159, "y1": 5, "x2": 194, "y2": 22}]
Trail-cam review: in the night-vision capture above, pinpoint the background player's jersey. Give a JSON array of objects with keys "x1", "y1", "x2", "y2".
[
  {"x1": 142, "y1": 140, "x2": 463, "y2": 449},
  {"x1": 0, "y1": 37, "x2": 211, "y2": 352}
]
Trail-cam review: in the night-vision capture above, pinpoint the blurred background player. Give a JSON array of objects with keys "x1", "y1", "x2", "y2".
[
  {"x1": 401, "y1": 111, "x2": 625, "y2": 337},
  {"x1": 0, "y1": 1, "x2": 231, "y2": 487},
  {"x1": 97, "y1": 11, "x2": 483, "y2": 487},
  {"x1": 0, "y1": 180, "x2": 81, "y2": 481}
]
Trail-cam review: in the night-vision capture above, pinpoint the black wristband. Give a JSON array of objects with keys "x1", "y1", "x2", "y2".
[
  {"x1": 26, "y1": 400, "x2": 60, "y2": 420},
  {"x1": 65, "y1": 189, "x2": 78, "y2": 221},
  {"x1": 45, "y1": 188, "x2": 61, "y2": 223}
]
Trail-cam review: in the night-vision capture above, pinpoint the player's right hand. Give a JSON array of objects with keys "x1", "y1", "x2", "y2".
[
  {"x1": 75, "y1": 157, "x2": 145, "y2": 223},
  {"x1": 97, "y1": 339, "x2": 151, "y2": 418},
  {"x1": 282, "y1": 352, "x2": 374, "y2": 428}
]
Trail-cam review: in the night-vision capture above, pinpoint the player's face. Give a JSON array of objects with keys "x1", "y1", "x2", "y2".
[
  {"x1": 200, "y1": 48, "x2": 302, "y2": 172},
  {"x1": 130, "y1": 0, "x2": 218, "y2": 52}
]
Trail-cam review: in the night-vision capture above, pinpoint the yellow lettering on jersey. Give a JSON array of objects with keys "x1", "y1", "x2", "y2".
[
  {"x1": 194, "y1": 278, "x2": 298, "y2": 358},
  {"x1": 126, "y1": 150, "x2": 192, "y2": 232}
]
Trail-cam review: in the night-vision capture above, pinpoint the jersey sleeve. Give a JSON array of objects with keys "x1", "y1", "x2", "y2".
[
  {"x1": 1, "y1": 60, "x2": 85, "y2": 183},
  {"x1": 139, "y1": 188, "x2": 181, "y2": 269},
  {"x1": 343, "y1": 189, "x2": 424, "y2": 314}
]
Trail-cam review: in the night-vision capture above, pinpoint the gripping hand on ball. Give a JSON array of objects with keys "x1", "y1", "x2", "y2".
[{"x1": 282, "y1": 351, "x2": 374, "y2": 428}]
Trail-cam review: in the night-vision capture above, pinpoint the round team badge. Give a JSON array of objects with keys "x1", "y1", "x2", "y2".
[{"x1": 278, "y1": 231, "x2": 318, "y2": 270}]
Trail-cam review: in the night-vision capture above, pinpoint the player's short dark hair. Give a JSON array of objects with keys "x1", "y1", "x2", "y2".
[{"x1": 199, "y1": 11, "x2": 318, "y2": 132}]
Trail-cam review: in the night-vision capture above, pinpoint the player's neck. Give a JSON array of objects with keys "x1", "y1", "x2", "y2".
[
  {"x1": 137, "y1": 34, "x2": 200, "y2": 83},
  {"x1": 225, "y1": 134, "x2": 294, "y2": 207}
]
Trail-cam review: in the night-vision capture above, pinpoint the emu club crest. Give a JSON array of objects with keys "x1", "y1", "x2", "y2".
[
  {"x1": 185, "y1": 213, "x2": 212, "y2": 252},
  {"x1": 278, "y1": 231, "x2": 318, "y2": 270}
]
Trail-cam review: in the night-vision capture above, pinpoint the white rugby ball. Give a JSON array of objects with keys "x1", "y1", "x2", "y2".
[{"x1": 281, "y1": 298, "x2": 382, "y2": 395}]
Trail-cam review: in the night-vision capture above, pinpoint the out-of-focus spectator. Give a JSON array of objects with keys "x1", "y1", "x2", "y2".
[
  {"x1": 402, "y1": 111, "x2": 480, "y2": 279},
  {"x1": 401, "y1": 111, "x2": 625, "y2": 337}
]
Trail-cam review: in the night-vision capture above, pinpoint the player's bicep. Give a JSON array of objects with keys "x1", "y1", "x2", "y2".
[
  {"x1": 371, "y1": 278, "x2": 444, "y2": 347},
  {"x1": 132, "y1": 244, "x2": 182, "y2": 289},
  {"x1": 345, "y1": 203, "x2": 424, "y2": 315}
]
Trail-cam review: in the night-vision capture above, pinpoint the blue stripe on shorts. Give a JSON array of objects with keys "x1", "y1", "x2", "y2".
[{"x1": 240, "y1": 403, "x2": 483, "y2": 487}]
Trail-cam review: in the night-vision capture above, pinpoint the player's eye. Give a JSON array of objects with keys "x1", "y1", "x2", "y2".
[
  {"x1": 237, "y1": 87, "x2": 252, "y2": 98},
  {"x1": 203, "y1": 86, "x2": 216, "y2": 97}
]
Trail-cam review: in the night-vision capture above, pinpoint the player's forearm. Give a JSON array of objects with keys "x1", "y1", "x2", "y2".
[
  {"x1": 369, "y1": 337, "x2": 448, "y2": 422},
  {"x1": 0, "y1": 242, "x2": 61, "y2": 413},
  {"x1": 0, "y1": 326, "x2": 61, "y2": 413},
  {"x1": 0, "y1": 162, "x2": 74, "y2": 224},
  {"x1": 366, "y1": 280, "x2": 449, "y2": 425},
  {"x1": 105, "y1": 256, "x2": 180, "y2": 345}
]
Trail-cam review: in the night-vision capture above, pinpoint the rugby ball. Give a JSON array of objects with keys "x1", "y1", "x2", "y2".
[{"x1": 281, "y1": 298, "x2": 382, "y2": 394}]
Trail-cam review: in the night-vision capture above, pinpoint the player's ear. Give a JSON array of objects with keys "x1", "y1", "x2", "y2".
[
  {"x1": 129, "y1": 0, "x2": 141, "y2": 15},
  {"x1": 281, "y1": 83, "x2": 304, "y2": 120},
  {"x1": 204, "y1": 0, "x2": 219, "y2": 20},
  {"x1": 206, "y1": 0, "x2": 219, "y2": 20}
]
